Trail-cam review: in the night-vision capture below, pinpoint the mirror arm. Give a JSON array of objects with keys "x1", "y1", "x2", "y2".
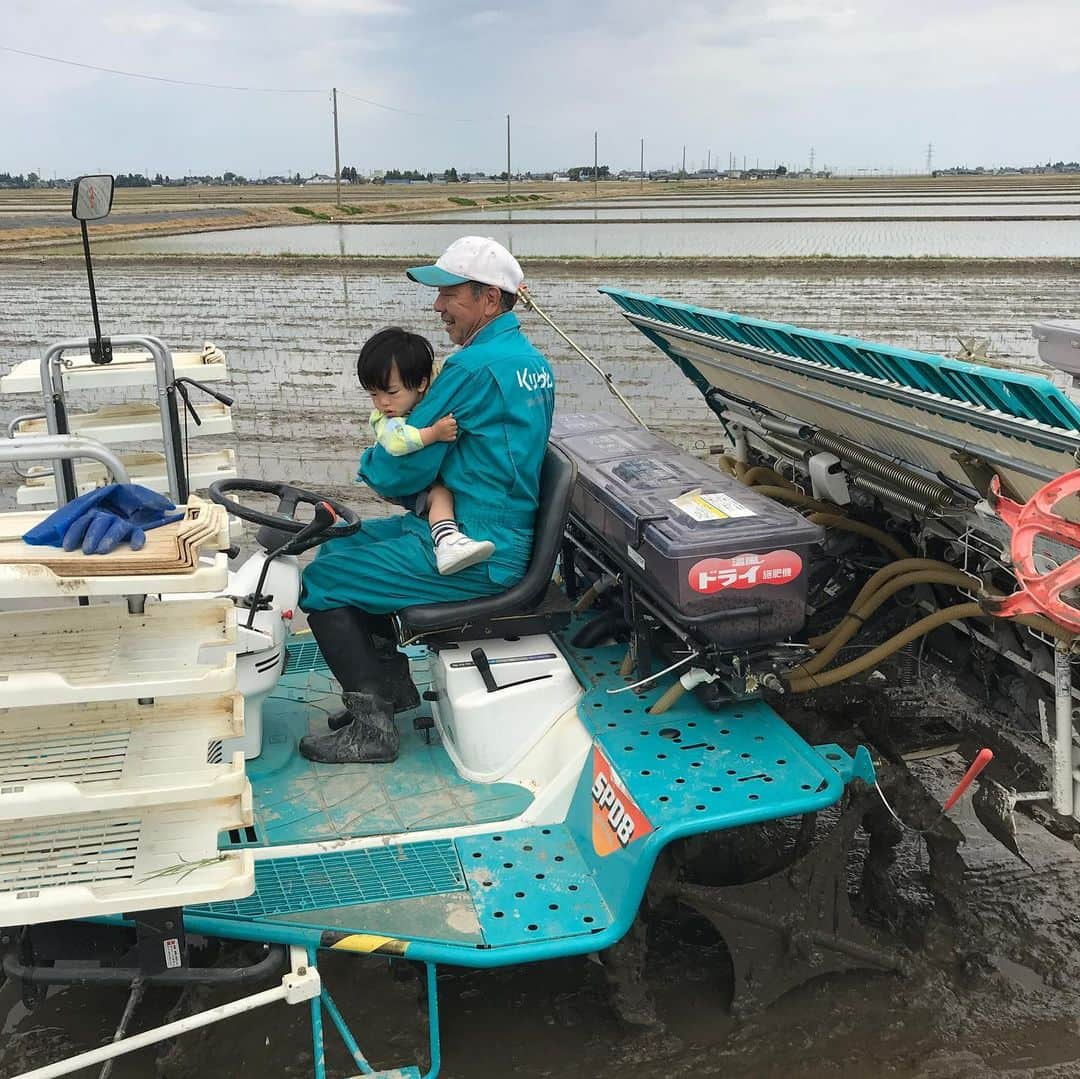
[{"x1": 79, "y1": 218, "x2": 111, "y2": 365}]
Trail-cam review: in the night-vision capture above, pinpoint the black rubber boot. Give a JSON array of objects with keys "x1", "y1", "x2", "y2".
[
  {"x1": 306, "y1": 607, "x2": 384, "y2": 692},
  {"x1": 299, "y1": 689, "x2": 399, "y2": 763},
  {"x1": 327, "y1": 650, "x2": 419, "y2": 730}
]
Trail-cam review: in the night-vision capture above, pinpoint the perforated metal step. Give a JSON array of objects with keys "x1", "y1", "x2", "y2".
[{"x1": 457, "y1": 826, "x2": 612, "y2": 948}]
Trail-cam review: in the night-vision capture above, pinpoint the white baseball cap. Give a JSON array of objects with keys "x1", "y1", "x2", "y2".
[{"x1": 407, "y1": 236, "x2": 524, "y2": 293}]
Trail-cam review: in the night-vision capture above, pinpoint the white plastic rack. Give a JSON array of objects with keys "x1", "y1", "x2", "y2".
[
  {"x1": 0, "y1": 348, "x2": 230, "y2": 394},
  {"x1": 0, "y1": 693, "x2": 246, "y2": 819},
  {"x1": 0, "y1": 598, "x2": 238, "y2": 708},
  {"x1": 17, "y1": 448, "x2": 237, "y2": 506},
  {"x1": 11, "y1": 402, "x2": 235, "y2": 444},
  {"x1": 0, "y1": 794, "x2": 254, "y2": 925},
  {"x1": 0, "y1": 341, "x2": 254, "y2": 928},
  {"x1": 1, "y1": 339, "x2": 237, "y2": 506}
]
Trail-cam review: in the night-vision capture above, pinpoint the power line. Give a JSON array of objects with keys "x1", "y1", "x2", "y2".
[{"x1": 1, "y1": 45, "x2": 324, "y2": 93}]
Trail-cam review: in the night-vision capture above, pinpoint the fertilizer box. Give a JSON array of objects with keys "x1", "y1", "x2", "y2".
[{"x1": 550, "y1": 414, "x2": 823, "y2": 646}]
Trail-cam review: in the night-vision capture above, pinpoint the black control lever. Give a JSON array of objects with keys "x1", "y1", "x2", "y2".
[
  {"x1": 174, "y1": 376, "x2": 235, "y2": 426},
  {"x1": 471, "y1": 647, "x2": 500, "y2": 693},
  {"x1": 245, "y1": 502, "x2": 339, "y2": 628},
  {"x1": 469, "y1": 646, "x2": 554, "y2": 695}
]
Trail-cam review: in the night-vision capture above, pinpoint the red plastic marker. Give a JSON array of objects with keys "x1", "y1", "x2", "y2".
[{"x1": 942, "y1": 748, "x2": 994, "y2": 813}]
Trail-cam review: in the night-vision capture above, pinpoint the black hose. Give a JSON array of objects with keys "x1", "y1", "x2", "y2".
[{"x1": 571, "y1": 612, "x2": 629, "y2": 648}]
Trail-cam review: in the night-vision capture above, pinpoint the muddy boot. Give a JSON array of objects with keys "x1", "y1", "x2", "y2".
[
  {"x1": 300, "y1": 689, "x2": 399, "y2": 763},
  {"x1": 327, "y1": 651, "x2": 419, "y2": 730}
]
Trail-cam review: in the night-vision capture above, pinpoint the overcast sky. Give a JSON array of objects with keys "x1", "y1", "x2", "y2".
[{"x1": 3, "y1": 0, "x2": 1077, "y2": 179}]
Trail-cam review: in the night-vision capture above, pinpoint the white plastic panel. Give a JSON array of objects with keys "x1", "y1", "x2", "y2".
[
  {"x1": 0, "y1": 693, "x2": 246, "y2": 819},
  {"x1": 429, "y1": 635, "x2": 582, "y2": 783},
  {"x1": 1, "y1": 350, "x2": 229, "y2": 394},
  {"x1": 0, "y1": 792, "x2": 254, "y2": 926},
  {"x1": 0, "y1": 552, "x2": 229, "y2": 598},
  {"x1": 11, "y1": 402, "x2": 234, "y2": 444},
  {"x1": 0, "y1": 598, "x2": 237, "y2": 706}
]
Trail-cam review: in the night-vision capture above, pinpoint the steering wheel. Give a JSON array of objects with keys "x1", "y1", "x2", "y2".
[{"x1": 208, "y1": 478, "x2": 363, "y2": 539}]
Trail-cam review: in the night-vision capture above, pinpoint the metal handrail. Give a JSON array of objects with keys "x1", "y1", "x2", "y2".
[
  {"x1": 0, "y1": 434, "x2": 130, "y2": 485},
  {"x1": 6, "y1": 412, "x2": 47, "y2": 478},
  {"x1": 38, "y1": 335, "x2": 183, "y2": 506}
]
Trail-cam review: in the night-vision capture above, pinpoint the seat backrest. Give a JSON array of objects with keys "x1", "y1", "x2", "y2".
[{"x1": 396, "y1": 443, "x2": 577, "y2": 635}]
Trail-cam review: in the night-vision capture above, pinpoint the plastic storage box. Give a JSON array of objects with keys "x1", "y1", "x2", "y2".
[
  {"x1": 553, "y1": 414, "x2": 824, "y2": 646},
  {"x1": 1034, "y1": 321, "x2": 1080, "y2": 378}
]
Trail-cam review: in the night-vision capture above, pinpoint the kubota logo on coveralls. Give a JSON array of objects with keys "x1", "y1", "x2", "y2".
[
  {"x1": 688, "y1": 550, "x2": 803, "y2": 594},
  {"x1": 590, "y1": 748, "x2": 653, "y2": 857},
  {"x1": 516, "y1": 367, "x2": 553, "y2": 391}
]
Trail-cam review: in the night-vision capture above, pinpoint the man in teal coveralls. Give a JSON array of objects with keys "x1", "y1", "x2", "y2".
[{"x1": 298, "y1": 236, "x2": 556, "y2": 763}]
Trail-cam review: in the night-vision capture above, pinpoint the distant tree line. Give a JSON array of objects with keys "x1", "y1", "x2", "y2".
[{"x1": 567, "y1": 165, "x2": 611, "y2": 181}]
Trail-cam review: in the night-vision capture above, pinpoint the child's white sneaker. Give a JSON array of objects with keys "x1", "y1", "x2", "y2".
[{"x1": 435, "y1": 534, "x2": 495, "y2": 575}]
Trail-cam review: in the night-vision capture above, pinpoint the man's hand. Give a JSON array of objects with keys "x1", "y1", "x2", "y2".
[{"x1": 423, "y1": 413, "x2": 459, "y2": 445}]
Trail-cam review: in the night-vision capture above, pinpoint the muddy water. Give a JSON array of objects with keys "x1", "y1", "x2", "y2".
[{"x1": 4, "y1": 260, "x2": 1080, "y2": 1078}]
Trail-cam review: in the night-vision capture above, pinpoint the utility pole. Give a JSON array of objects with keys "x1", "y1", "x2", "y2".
[
  {"x1": 926, "y1": 142, "x2": 934, "y2": 174},
  {"x1": 707, "y1": 149, "x2": 711, "y2": 185},
  {"x1": 506, "y1": 114, "x2": 511, "y2": 197},
  {"x1": 332, "y1": 87, "x2": 341, "y2": 208},
  {"x1": 640, "y1": 138, "x2": 645, "y2": 190},
  {"x1": 682, "y1": 145, "x2": 686, "y2": 176},
  {"x1": 594, "y1": 131, "x2": 598, "y2": 197},
  {"x1": 809, "y1": 146, "x2": 815, "y2": 174}
]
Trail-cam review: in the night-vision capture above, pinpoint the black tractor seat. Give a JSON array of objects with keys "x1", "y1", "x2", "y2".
[{"x1": 394, "y1": 444, "x2": 577, "y2": 647}]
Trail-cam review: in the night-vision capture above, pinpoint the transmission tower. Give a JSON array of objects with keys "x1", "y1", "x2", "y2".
[{"x1": 926, "y1": 142, "x2": 933, "y2": 174}]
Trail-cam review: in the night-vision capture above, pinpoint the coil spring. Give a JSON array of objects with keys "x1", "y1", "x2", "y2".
[
  {"x1": 851, "y1": 474, "x2": 936, "y2": 514},
  {"x1": 811, "y1": 430, "x2": 954, "y2": 506}
]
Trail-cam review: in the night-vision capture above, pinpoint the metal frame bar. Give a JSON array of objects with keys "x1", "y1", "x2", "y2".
[
  {"x1": 306, "y1": 949, "x2": 441, "y2": 1079},
  {"x1": 0, "y1": 435, "x2": 130, "y2": 485},
  {"x1": 11, "y1": 946, "x2": 318, "y2": 1079},
  {"x1": 39, "y1": 335, "x2": 186, "y2": 506}
]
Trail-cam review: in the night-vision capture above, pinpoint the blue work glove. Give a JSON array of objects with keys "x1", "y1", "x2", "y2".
[
  {"x1": 23, "y1": 483, "x2": 184, "y2": 554},
  {"x1": 62, "y1": 509, "x2": 146, "y2": 554}
]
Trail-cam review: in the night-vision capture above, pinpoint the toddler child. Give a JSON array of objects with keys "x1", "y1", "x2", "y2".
[{"x1": 357, "y1": 326, "x2": 495, "y2": 575}]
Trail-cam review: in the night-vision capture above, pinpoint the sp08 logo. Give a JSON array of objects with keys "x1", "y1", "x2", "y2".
[
  {"x1": 688, "y1": 549, "x2": 803, "y2": 594},
  {"x1": 590, "y1": 748, "x2": 654, "y2": 857},
  {"x1": 592, "y1": 772, "x2": 636, "y2": 846}
]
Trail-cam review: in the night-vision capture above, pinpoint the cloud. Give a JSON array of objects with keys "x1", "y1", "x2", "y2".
[{"x1": 4, "y1": 0, "x2": 1078, "y2": 175}]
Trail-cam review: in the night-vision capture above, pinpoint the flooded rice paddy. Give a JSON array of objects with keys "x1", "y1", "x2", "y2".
[
  {"x1": 93, "y1": 189, "x2": 1080, "y2": 259},
  {"x1": 99, "y1": 218, "x2": 1080, "y2": 258},
  {"x1": 4, "y1": 237, "x2": 1080, "y2": 1077},
  {"x1": 1, "y1": 258, "x2": 1078, "y2": 502}
]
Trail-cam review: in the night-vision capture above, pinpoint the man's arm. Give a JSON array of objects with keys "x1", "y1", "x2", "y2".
[{"x1": 358, "y1": 361, "x2": 477, "y2": 496}]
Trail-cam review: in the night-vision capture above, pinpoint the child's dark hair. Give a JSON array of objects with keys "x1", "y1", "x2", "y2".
[{"x1": 356, "y1": 327, "x2": 434, "y2": 392}]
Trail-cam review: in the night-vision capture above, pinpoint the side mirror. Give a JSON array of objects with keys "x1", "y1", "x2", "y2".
[{"x1": 71, "y1": 175, "x2": 115, "y2": 222}]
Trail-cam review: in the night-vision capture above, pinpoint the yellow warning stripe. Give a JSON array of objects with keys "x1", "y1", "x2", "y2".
[
  {"x1": 328, "y1": 933, "x2": 410, "y2": 956},
  {"x1": 691, "y1": 494, "x2": 728, "y2": 518}
]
